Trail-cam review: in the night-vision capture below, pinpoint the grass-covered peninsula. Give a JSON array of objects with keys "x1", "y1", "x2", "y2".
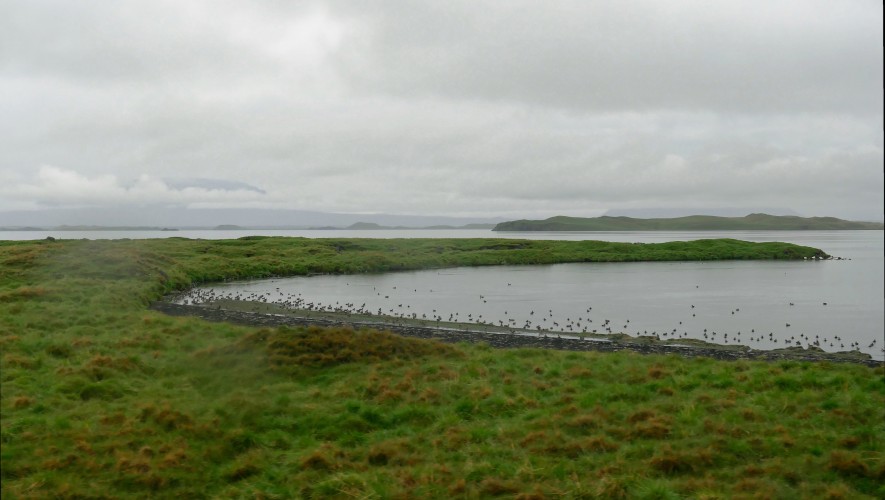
[
  {"x1": 2, "y1": 237, "x2": 882, "y2": 498},
  {"x1": 493, "y1": 213, "x2": 885, "y2": 231}
]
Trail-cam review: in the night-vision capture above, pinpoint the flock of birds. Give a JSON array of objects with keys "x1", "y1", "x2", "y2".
[{"x1": 174, "y1": 280, "x2": 881, "y2": 356}]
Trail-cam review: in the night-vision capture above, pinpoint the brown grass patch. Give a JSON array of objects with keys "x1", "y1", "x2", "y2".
[
  {"x1": 75, "y1": 440, "x2": 94, "y2": 455},
  {"x1": 100, "y1": 413, "x2": 128, "y2": 426},
  {"x1": 71, "y1": 337, "x2": 92, "y2": 347},
  {"x1": 837, "y1": 436, "x2": 861, "y2": 449},
  {"x1": 138, "y1": 404, "x2": 194, "y2": 431},
  {"x1": 627, "y1": 409, "x2": 656, "y2": 423},
  {"x1": 11, "y1": 395, "x2": 34, "y2": 408},
  {"x1": 159, "y1": 447, "x2": 188, "y2": 469},
  {"x1": 367, "y1": 439, "x2": 415, "y2": 466},
  {"x1": 558, "y1": 403, "x2": 578, "y2": 415},
  {"x1": 740, "y1": 408, "x2": 758, "y2": 421},
  {"x1": 631, "y1": 418, "x2": 672, "y2": 439},
  {"x1": 647, "y1": 365, "x2": 668, "y2": 379},
  {"x1": 375, "y1": 388, "x2": 403, "y2": 403},
  {"x1": 567, "y1": 366, "x2": 592, "y2": 377},
  {"x1": 438, "y1": 427, "x2": 468, "y2": 450},
  {"x1": 0, "y1": 334, "x2": 21, "y2": 347},
  {"x1": 472, "y1": 386, "x2": 493, "y2": 400},
  {"x1": 224, "y1": 463, "x2": 259, "y2": 482},
  {"x1": 300, "y1": 444, "x2": 345, "y2": 471},
  {"x1": 515, "y1": 488, "x2": 547, "y2": 500},
  {"x1": 534, "y1": 432, "x2": 618, "y2": 458},
  {"x1": 531, "y1": 380, "x2": 551, "y2": 391},
  {"x1": 734, "y1": 478, "x2": 774, "y2": 495},
  {"x1": 267, "y1": 325, "x2": 459, "y2": 369},
  {"x1": 625, "y1": 409, "x2": 672, "y2": 439},
  {"x1": 3, "y1": 354, "x2": 36, "y2": 369},
  {"x1": 449, "y1": 478, "x2": 466, "y2": 495},
  {"x1": 649, "y1": 445, "x2": 714, "y2": 476},
  {"x1": 395, "y1": 377, "x2": 415, "y2": 393},
  {"x1": 40, "y1": 454, "x2": 78, "y2": 471},
  {"x1": 418, "y1": 387, "x2": 440, "y2": 403},
  {"x1": 479, "y1": 477, "x2": 521, "y2": 496},
  {"x1": 0, "y1": 286, "x2": 51, "y2": 302},
  {"x1": 649, "y1": 446, "x2": 694, "y2": 474},
  {"x1": 81, "y1": 354, "x2": 143, "y2": 380},
  {"x1": 519, "y1": 431, "x2": 548, "y2": 448},
  {"x1": 780, "y1": 434, "x2": 795, "y2": 448},
  {"x1": 222, "y1": 449, "x2": 264, "y2": 482},
  {"x1": 594, "y1": 477, "x2": 629, "y2": 499},
  {"x1": 742, "y1": 464, "x2": 764, "y2": 477},
  {"x1": 567, "y1": 414, "x2": 602, "y2": 431},
  {"x1": 581, "y1": 436, "x2": 620, "y2": 453},
  {"x1": 517, "y1": 395, "x2": 540, "y2": 409},
  {"x1": 827, "y1": 451, "x2": 869, "y2": 477},
  {"x1": 115, "y1": 452, "x2": 151, "y2": 475},
  {"x1": 822, "y1": 483, "x2": 857, "y2": 499}
]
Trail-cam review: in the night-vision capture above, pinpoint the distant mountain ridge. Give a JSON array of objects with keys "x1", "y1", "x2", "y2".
[
  {"x1": 341, "y1": 222, "x2": 495, "y2": 230},
  {"x1": 493, "y1": 214, "x2": 885, "y2": 231}
]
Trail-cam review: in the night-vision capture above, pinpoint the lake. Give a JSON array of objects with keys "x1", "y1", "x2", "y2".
[{"x1": 154, "y1": 230, "x2": 883, "y2": 360}]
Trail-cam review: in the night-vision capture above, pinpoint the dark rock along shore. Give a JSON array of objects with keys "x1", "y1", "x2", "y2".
[{"x1": 150, "y1": 301, "x2": 880, "y2": 367}]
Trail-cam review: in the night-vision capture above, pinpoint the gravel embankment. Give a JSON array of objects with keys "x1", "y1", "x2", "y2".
[{"x1": 150, "y1": 301, "x2": 881, "y2": 367}]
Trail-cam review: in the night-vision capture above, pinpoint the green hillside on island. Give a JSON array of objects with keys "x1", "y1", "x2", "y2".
[{"x1": 493, "y1": 213, "x2": 885, "y2": 231}]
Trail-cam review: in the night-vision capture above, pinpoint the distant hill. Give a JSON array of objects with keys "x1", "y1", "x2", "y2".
[
  {"x1": 50, "y1": 225, "x2": 177, "y2": 231},
  {"x1": 0, "y1": 207, "x2": 505, "y2": 229},
  {"x1": 345, "y1": 222, "x2": 496, "y2": 230},
  {"x1": 493, "y1": 214, "x2": 885, "y2": 231},
  {"x1": 346, "y1": 222, "x2": 406, "y2": 230},
  {"x1": 603, "y1": 207, "x2": 800, "y2": 218}
]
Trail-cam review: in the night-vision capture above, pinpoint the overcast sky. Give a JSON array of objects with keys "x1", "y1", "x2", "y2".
[{"x1": 1, "y1": 0, "x2": 882, "y2": 220}]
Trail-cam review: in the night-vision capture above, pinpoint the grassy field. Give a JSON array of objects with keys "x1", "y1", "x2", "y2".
[{"x1": 1, "y1": 237, "x2": 882, "y2": 498}]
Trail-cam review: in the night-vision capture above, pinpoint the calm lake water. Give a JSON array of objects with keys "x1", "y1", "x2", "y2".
[{"x1": 151, "y1": 230, "x2": 883, "y2": 360}]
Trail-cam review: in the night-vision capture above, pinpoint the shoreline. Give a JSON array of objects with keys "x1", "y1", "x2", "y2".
[{"x1": 150, "y1": 300, "x2": 881, "y2": 367}]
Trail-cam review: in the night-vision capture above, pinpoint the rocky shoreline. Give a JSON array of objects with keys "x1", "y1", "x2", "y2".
[{"x1": 150, "y1": 301, "x2": 881, "y2": 367}]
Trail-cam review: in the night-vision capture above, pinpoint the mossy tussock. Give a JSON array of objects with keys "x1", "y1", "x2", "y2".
[{"x1": 265, "y1": 325, "x2": 462, "y2": 369}]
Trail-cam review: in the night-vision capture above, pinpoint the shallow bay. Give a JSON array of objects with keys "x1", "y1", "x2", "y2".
[{"x1": 181, "y1": 231, "x2": 883, "y2": 360}]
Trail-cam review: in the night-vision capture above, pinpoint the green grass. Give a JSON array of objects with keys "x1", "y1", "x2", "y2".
[{"x1": 1, "y1": 237, "x2": 882, "y2": 498}]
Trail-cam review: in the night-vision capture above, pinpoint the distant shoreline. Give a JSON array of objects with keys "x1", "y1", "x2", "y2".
[
  {"x1": 0, "y1": 224, "x2": 496, "y2": 232},
  {"x1": 0, "y1": 226, "x2": 180, "y2": 232}
]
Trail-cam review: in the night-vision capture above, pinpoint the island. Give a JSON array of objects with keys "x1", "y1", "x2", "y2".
[{"x1": 493, "y1": 213, "x2": 885, "y2": 231}]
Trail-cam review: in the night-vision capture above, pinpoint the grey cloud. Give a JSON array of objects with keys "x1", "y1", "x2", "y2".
[
  {"x1": 0, "y1": 166, "x2": 268, "y2": 209},
  {"x1": 335, "y1": 0, "x2": 883, "y2": 114},
  {"x1": 163, "y1": 178, "x2": 266, "y2": 194},
  {"x1": 0, "y1": 1, "x2": 881, "y2": 220},
  {"x1": 0, "y1": 1, "x2": 342, "y2": 84}
]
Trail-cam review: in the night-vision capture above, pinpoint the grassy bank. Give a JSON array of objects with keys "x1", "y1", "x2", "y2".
[{"x1": 2, "y1": 237, "x2": 882, "y2": 498}]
